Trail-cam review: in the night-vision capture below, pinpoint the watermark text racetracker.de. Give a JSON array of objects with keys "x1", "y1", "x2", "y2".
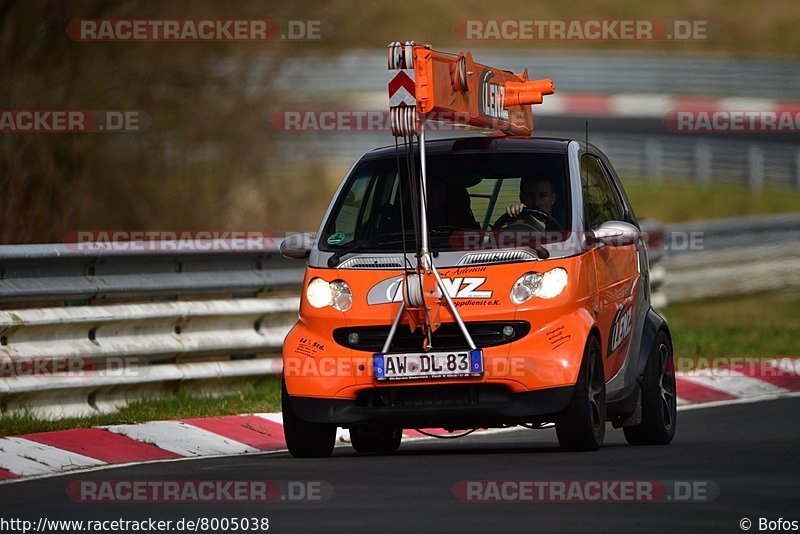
[
  {"x1": 67, "y1": 19, "x2": 329, "y2": 41},
  {"x1": 453, "y1": 479, "x2": 720, "y2": 502},
  {"x1": 64, "y1": 230, "x2": 281, "y2": 253},
  {"x1": 454, "y1": 19, "x2": 708, "y2": 41},
  {"x1": 0, "y1": 356, "x2": 144, "y2": 379},
  {"x1": 675, "y1": 357, "x2": 800, "y2": 379},
  {"x1": 67, "y1": 479, "x2": 333, "y2": 502},
  {"x1": 271, "y1": 110, "x2": 473, "y2": 132},
  {"x1": 446, "y1": 229, "x2": 704, "y2": 253},
  {"x1": 0, "y1": 110, "x2": 149, "y2": 132},
  {"x1": 284, "y1": 356, "x2": 533, "y2": 378},
  {"x1": 665, "y1": 110, "x2": 800, "y2": 132}
]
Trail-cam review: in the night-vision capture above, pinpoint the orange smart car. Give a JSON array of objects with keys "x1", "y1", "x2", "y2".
[{"x1": 280, "y1": 136, "x2": 676, "y2": 457}]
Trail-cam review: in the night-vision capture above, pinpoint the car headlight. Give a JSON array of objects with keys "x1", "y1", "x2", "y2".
[
  {"x1": 329, "y1": 280, "x2": 353, "y2": 311},
  {"x1": 306, "y1": 278, "x2": 353, "y2": 311},
  {"x1": 510, "y1": 268, "x2": 568, "y2": 304}
]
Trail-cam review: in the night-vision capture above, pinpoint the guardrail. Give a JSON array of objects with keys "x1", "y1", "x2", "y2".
[
  {"x1": 1, "y1": 214, "x2": 798, "y2": 419},
  {"x1": 275, "y1": 127, "x2": 800, "y2": 190},
  {"x1": 274, "y1": 50, "x2": 800, "y2": 100},
  {"x1": 0, "y1": 243, "x2": 304, "y2": 303},
  {"x1": 0, "y1": 244, "x2": 303, "y2": 418},
  {"x1": 654, "y1": 213, "x2": 800, "y2": 305}
]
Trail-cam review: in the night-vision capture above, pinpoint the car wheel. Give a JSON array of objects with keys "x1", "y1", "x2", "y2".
[
  {"x1": 281, "y1": 379, "x2": 336, "y2": 458},
  {"x1": 350, "y1": 427, "x2": 403, "y2": 454},
  {"x1": 556, "y1": 335, "x2": 606, "y2": 451},
  {"x1": 624, "y1": 331, "x2": 677, "y2": 446}
]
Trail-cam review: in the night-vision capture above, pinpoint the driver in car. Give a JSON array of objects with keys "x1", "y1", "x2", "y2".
[{"x1": 504, "y1": 176, "x2": 557, "y2": 231}]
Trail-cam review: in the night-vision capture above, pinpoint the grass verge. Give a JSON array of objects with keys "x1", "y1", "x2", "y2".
[
  {"x1": 0, "y1": 377, "x2": 281, "y2": 438},
  {"x1": 663, "y1": 290, "x2": 800, "y2": 358},
  {"x1": 622, "y1": 180, "x2": 800, "y2": 223}
]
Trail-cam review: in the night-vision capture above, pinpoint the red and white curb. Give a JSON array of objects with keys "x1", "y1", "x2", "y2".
[
  {"x1": 675, "y1": 358, "x2": 800, "y2": 405},
  {"x1": 538, "y1": 93, "x2": 800, "y2": 118},
  {"x1": 0, "y1": 359, "x2": 797, "y2": 483}
]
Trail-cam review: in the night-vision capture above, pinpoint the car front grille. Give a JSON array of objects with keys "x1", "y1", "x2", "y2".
[
  {"x1": 333, "y1": 321, "x2": 530, "y2": 352},
  {"x1": 457, "y1": 250, "x2": 538, "y2": 265},
  {"x1": 338, "y1": 256, "x2": 405, "y2": 269}
]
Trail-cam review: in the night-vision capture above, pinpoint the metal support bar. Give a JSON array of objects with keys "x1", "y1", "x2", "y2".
[
  {"x1": 419, "y1": 122, "x2": 430, "y2": 255},
  {"x1": 418, "y1": 118, "x2": 476, "y2": 351},
  {"x1": 380, "y1": 300, "x2": 406, "y2": 354},
  {"x1": 430, "y1": 263, "x2": 477, "y2": 350}
]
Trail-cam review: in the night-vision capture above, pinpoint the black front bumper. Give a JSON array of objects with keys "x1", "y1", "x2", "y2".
[{"x1": 288, "y1": 383, "x2": 574, "y2": 428}]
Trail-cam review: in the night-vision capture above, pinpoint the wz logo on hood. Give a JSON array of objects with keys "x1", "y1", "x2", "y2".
[
  {"x1": 367, "y1": 276, "x2": 493, "y2": 305},
  {"x1": 608, "y1": 305, "x2": 634, "y2": 356}
]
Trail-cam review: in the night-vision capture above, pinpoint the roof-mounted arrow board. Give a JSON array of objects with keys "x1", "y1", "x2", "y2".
[{"x1": 387, "y1": 42, "x2": 555, "y2": 137}]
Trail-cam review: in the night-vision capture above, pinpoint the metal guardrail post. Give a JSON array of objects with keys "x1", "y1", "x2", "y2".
[
  {"x1": 645, "y1": 138, "x2": 664, "y2": 182},
  {"x1": 694, "y1": 140, "x2": 712, "y2": 186},
  {"x1": 795, "y1": 148, "x2": 800, "y2": 190},
  {"x1": 749, "y1": 145, "x2": 765, "y2": 190}
]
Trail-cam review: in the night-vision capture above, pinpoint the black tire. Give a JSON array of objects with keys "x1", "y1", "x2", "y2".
[
  {"x1": 350, "y1": 427, "x2": 402, "y2": 454},
  {"x1": 281, "y1": 380, "x2": 336, "y2": 458},
  {"x1": 624, "y1": 331, "x2": 677, "y2": 446},
  {"x1": 556, "y1": 335, "x2": 606, "y2": 451}
]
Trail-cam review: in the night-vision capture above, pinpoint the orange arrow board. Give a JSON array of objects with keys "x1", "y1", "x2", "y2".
[{"x1": 388, "y1": 42, "x2": 555, "y2": 137}]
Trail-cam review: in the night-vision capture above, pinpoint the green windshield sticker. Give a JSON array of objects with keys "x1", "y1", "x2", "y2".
[{"x1": 327, "y1": 232, "x2": 346, "y2": 245}]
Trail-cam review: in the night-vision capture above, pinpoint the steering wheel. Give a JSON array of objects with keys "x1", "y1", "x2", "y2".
[{"x1": 492, "y1": 208, "x2": 563, "y2": 232}]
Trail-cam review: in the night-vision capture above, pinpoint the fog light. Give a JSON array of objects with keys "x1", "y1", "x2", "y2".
[
  {"x1": 347, "y1": 332, "x2": 360, "y2": 345},
  {"x1": 502, "y1": 325, "x2": 515, "y2": 338}
]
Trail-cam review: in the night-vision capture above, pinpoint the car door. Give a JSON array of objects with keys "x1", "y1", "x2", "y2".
[{"x1": 580, "y1": 154, "x2": 640, "y2": 380}]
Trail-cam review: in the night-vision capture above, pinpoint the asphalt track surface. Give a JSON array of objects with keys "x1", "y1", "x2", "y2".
[{"x1": 0, "y1": 397, "x2": 798, "y2": 533}]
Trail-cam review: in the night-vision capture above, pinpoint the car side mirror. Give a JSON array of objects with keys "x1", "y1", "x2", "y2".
[
  {"x1": 590, "y1": 221, "x2": 640, "y2": 247},
  {"x1": 280, "y1": 232, "x2": 314, "y2": 260}
]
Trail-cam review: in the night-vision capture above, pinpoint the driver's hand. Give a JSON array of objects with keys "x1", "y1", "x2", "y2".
[{"x1": 506, "y1": 203, "x2": 526, "y2": 217}]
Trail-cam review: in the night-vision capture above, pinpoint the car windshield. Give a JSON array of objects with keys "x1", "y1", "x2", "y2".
[{"x1": 320, "y1": 151, "x2": 571, "y2": 253}]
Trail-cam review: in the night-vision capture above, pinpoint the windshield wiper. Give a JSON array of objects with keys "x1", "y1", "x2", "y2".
[{"x1": 327, "y1": 232, "x2": 416, "y2": 267}]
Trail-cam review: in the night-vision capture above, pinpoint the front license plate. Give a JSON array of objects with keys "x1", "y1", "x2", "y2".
[{"x1": 373, "y1": 349, "x2": 483, "y2": 381}]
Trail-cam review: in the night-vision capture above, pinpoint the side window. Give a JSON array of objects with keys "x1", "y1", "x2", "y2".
[
  {"x1": 329, "y1": 170, "x2": 373, "y2": 246},
  {"x1": 580, "y1": 155, "x2": 623, "y2": 230}
]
